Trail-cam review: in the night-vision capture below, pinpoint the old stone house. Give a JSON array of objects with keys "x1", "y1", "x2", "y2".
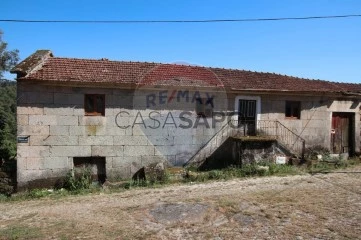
[{"x1": 11, "y1": 50, "x2": 361, "y2": 189}]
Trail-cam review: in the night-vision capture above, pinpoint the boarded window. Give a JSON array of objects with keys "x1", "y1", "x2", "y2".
[
  {"x1": 285, "y1": 101, "x2": 301, "y2": 119},
  {"x1": 196, "y1": 98, "x2": 213, "y2": 117},
  {"x1": 85, "y1": 94, "x2": 105, "y2": 116}
]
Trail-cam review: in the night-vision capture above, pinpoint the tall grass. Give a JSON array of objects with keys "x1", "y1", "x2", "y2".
[{"x1": 184, "y1": 162, "x2": 300, "y2": 182}]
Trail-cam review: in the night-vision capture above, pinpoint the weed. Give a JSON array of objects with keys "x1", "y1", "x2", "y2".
[
  {"x1": 63, "y1": 167, "x2": 92, "y2": 191},
  {"x1": 28, "y1": 188, "x2": 52, "y2": 198},
  {"x1": 305, "y1": 145, "x2": 330, "y2": 160},
  {"x1": 183, "y1": 162, "x2": 301, "y2": 183},
  {"x1": 308, "y1": 157, "x2": 360, "y2": 173},
  {"x1": 0, "y1": 225, "x2": 43, "y2": 239}
]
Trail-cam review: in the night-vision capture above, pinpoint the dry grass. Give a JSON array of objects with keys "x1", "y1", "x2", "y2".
[{"x1": 0, "y1": 165, "x2": 360, "y2": 239}]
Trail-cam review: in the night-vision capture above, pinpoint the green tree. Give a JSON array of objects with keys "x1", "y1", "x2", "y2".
[
  {"x1": 0, "y1": 30, "x2": 19, "y2": 79},
  {"x1": 0, "y1": 80, "x2": 16, "y2": 160},
  {"x1": 0, "y1": 30, "x2": 18, "y2": 160}
]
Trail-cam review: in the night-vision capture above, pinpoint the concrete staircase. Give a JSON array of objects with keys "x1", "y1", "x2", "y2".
[{"x1": 185, "y1": 119, "x2": 305, "y2": 168}]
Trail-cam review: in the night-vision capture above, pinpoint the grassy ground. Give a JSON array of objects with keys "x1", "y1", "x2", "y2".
[
  {"x1": 1, "y1": 158, "x2": 359, "y2": 202},
  {"x1": 0, "y1": 164, "x2": 360, "y2": 239}
]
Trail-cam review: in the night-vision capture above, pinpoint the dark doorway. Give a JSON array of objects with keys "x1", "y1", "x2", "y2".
[
  {"x1": 331, "y1": 113, "x2": 354, "y2": 155},
  {"x1": 238, "y1": 99, "x2": 257, "y2": 135},
  {"x1": 73, "y1": 157, "x2": 106, "y2": 183}
]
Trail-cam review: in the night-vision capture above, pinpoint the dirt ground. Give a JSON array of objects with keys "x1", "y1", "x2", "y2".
[{"x1": 1, "y1": 166, "x2": 361, "y2": 240}]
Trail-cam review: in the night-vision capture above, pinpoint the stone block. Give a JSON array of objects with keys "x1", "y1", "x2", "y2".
[
  {"x1": 113, "y1": 136, "x2": 149, "y2": 146},
  {"x1": 18, "y1": 83, "x2": 53, "y2": 93},
  {"x1": 50, "y1": 126, "x2": 69, "y2": 136},
  {"x1": 141, "y1": 155, "x2": 167, "y2": 166},
  {"x1": 78, "y1": 116, "x2": 106, "y2": 126},
  {"x1": 105, "y1": 157, "x2": 113, "y2": 170},
  {"x1": 95, "y1": 126, "x2": 127, "y2": 136},
  {"x1": 29, "y1": 115, "x2": 57, "y2": 126},
  {"x1": 110, "y1": 156, "x2": 141, "y2": 168},
  {"x1": 26, "y1": 158, "x2": 44, "y2": 170},
  {"x1": 49, "y1": 146, "x2": 91, "y2": 157},
  {"x1": 17, "y1": 146, "x2": 50, "y2": 158},
  {"x1": 130, "y1": 161, "x2": 143, "y2": 176},
  {"x1": 17, "y1": 105, "x2": 44, "y2": 115},
  {"x1": 108, "y1": 94, "x2": 133, "y2": 107},
  {"x1": 17, "y1": 115, "x2": 29, "y2": 126},
  {"x1": 155, "y1": 144, "x2": 199, "y2": 158},
  {"x1": 193, "y1": 135, "x2": 212, "y2": 145},
  {"x1": 172, "y1": 127, "x2": 194, "y2": 136},
  {"x1": 131, "y1": 125, "x2": 147, "y2": 136},
  {"x1": 114, "y1": 114, "x2": 133, "y2": 129},
  {"x1": 78, "y1": 136, "x2": 114, "y2": 146},
  {"x1": 54, "y1": 93, "x2": 83, "y2": 105},
  {"x1": 30, "y1": 135, "x2": 78, "y2": 146},
  {"x1": 147, "y1": 135, "x2": 174, "y2": 146},
  {"x1": 124, "y1": 146, "x2": 154, "y2": 156},
  {"x1": 124, "y1": 156, "x2": 142, "y2": 164},
  {"x1": 53, "y1": 86, "x2": 79, "y2": 93},
  {"x1": 20, "y1": 92, "x2": 53, "y2": 104},
  {"x1": 328, "y1": 100, "x2": 355, "y2": 112},
  {"x1": 154, "y1": 145, "x2": 179, "y2": 156},
  {"x1": 165, "y1": 155, "x2": 177, "y2": 166},
  {"x1": 104, "y1": 108, "x2": 114, "y2": 116},
  {"x1": 43, "y1": 157, "x2": 69, "y2": 169},
  {"x1": 106, "y1": 167, "x2": 132, "y2": 180},
  {"x1": 175, "y1": 152, "x2": 193, "y2": 166},
  {"x1": 69, "y1": 126, "x2": 86, "y2": 136},
  {"x1": 301, "y1": 119, "x2": 325, "y2": 129},
  {"x1": 44, "y1": 106, "x2": 74, "y2": 116},
  {"x1": 91, "y1": 146, "x2": 124, "y2": 157},
  {"x1": 56, "y1": 116, "x2": 78, "y2": 126},
  {"x1": 111, "y1": 157, "x2": 123, "y2": 168},
  {"x1": 17, "y1": 157, "x2": 26, "y2": 170},
  {"x1": 174, "y1": 135, "x2": 192, "y2": 145},
  {"x1": 73, "y1": 107, "x2": 85, "y2": 116}
]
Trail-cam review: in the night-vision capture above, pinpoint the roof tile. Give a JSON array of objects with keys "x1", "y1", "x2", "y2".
[{"x1": 16, "y1": 54, "x2": 361, "y2": 93}]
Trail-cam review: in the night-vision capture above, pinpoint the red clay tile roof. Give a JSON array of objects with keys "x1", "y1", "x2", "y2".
[{"x1": 12, "y1": 50, "x2": 361, "y2": 93}]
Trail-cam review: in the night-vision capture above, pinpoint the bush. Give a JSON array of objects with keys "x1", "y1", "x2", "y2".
[
  {"x1": 63, "y1": 167, "x2": 92, "y2": 191},
  {"x1": 305, "y1": 145, "x2": 330, "y2": 160}
]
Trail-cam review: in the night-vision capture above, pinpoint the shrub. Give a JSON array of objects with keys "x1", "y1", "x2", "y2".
[
  {"x1": 63, "y1": 167, "x2": 92, "y2": 191},
  {"x1": 305, "y1": 145, "x2": 330, "y2": 160}
]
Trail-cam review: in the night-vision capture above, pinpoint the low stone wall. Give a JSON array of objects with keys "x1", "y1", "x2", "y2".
[{"x1": 199, "y1": 138, "x2": 287, "y2": 170}]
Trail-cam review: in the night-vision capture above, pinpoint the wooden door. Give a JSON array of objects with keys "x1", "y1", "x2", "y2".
[{"x1": 331, "y1": 113, "x2": 353, "y2": 154}]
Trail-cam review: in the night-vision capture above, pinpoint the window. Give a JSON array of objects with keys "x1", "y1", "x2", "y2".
[
  {"x1": 196, "y1": 98, "x2": 213, "y2": 117},
  {"x1": 285, "y1": 101, "x2": 301, "y2": 119},
  {"x1": 84, "y1": 94, "x2": 105, "y2": 116}
]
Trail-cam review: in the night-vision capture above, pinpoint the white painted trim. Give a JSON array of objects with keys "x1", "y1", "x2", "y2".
[{"x1": 234, "y1": 96, "x2": 262, "y2": 122}]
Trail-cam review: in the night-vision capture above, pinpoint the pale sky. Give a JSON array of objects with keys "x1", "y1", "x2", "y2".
[{"x1": 2, "y1": 0, "x2": 361, "y2": 83}]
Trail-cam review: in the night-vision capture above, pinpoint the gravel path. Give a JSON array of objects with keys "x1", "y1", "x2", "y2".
[{"x1": 1, "y1": 166, "x2": 361, "y2": 239}]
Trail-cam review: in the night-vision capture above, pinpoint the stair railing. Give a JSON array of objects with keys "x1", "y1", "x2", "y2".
[{"x1": 257, "y1": 120, "x2": 305, "y2": 158}]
